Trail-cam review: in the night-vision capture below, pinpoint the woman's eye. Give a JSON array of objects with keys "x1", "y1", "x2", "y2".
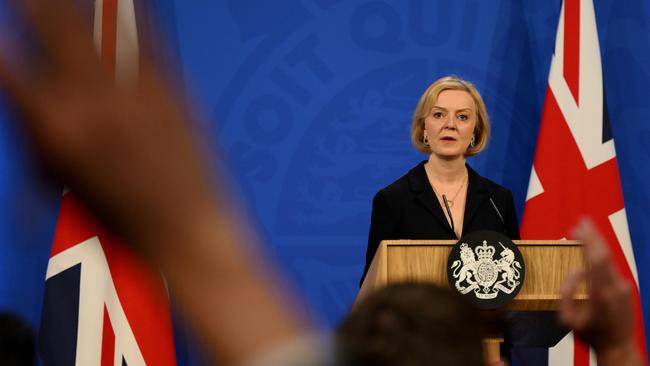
[
  {"x1": 458, "y1": 114, "x2": 468, "y2": 121},
  {"x1": 433, "y1": 112, "x2": 443, "y2": 118}
]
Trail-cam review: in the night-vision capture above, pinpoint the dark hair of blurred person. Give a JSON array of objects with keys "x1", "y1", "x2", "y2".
[
  {"x1": 0, "y1": 313, "x2": 34, "y2": 366},
  {"x1": 337, "y1": 283, "x2": 483, "y2": 366}
]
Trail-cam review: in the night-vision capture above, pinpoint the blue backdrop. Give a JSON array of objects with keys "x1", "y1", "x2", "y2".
[{"x1": 2, "y1": 1, "x2": 650, "y2": 364}]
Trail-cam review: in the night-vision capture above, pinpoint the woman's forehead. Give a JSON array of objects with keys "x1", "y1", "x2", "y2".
[{"x1": 432, "y1": 89, "x2": 476, "y2": 110}]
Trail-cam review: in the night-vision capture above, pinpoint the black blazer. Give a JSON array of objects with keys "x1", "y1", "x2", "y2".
[{"x1": 360, "y1": 161, "x2": 520, "y2": 285}]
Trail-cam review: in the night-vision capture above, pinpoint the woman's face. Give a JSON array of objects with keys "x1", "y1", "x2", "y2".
[{"x1": 423, "y1": 89, "x2": 477, "y2": 160}]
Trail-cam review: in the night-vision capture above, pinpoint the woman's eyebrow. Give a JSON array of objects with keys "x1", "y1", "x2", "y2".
[{"x1": 432, "y1": 106, "x2": 473, "y2": 112}]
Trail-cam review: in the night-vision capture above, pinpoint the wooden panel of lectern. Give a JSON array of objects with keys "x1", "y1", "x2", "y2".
[{"x1": 356, "y1": 239, "x2": 587, "y2": 363}]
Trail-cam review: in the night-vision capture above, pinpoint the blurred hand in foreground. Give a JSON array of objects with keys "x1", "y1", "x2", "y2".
[
  {"x1": 0, "y1": 0, "x2": 211, "y2": 246},
  {"x1": 0, "y1": 0, "x2": 313, "y2": 364},
  {"x1": 560, "y1": 218, "x2": 643, "y2": 366}
]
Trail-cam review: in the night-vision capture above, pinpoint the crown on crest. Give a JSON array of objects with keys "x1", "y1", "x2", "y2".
[
  {"x1": 459, "y1": 243, "x2": 473, "y2": 256},
  {"x1": 475, "y1": 240, "x2": 495, "y2": 260}
]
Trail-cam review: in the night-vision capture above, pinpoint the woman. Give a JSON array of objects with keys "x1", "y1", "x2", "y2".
[{"x1": 361, "y1": 76, "x2": 520, "y2": 284}]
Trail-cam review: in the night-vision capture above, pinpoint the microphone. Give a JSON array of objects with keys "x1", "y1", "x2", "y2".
[
  {"x1": 442, "y1": 194, "x2": 457, "y2": 239},
  {"x1": 489, "y1": 197, "x2": 505, "y2": 225}
]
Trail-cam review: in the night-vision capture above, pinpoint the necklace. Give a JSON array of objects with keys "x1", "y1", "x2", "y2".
[{"x1": 427, "y1": 167, "x2": 468, "y2": 208}]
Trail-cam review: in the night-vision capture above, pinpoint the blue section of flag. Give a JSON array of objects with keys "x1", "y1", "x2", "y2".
[
  {"x1": 38, "y1": 264, "x2": 81, "y2": 366},
  {"x1": 512, "y1": 348, "x2": 549, "y2": 366},
  {"x1": 602, "y1": 88, "x2": 612, "y2": 144}
]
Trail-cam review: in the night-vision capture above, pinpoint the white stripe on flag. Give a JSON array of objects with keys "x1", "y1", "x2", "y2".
[
  {"x1": 589, "y1": 348, "x2": 597, "y2": 366},
  {"x1": 525, "y1": 166, "x2": 544, "y2": 201},
  {"x1": 549, "y1": 332, "x2": 574, "y2": 366},
  {"x1": 115, "y1": 0, "x2": 139, "y2": 88},
  {"x1": 46, "y1": 237, "x2": 146, "y2": 366},
  {"x1": 93, "y1": 0, "x2": 103, "y2": 54},
  {"x1": 92, "y1": 0, "x2": 139, "y2": 88},
  {"x1": 609, "y1": 209, "x2": 639, "y2": 286}
]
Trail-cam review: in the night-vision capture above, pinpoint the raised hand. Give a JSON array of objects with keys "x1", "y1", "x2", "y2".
[
  {"x1": 0, "y1": 1, "x2": 312, "y2": 364},
  {"x1": 560, "y1": 218, "x2": 642, "y2": 366}
]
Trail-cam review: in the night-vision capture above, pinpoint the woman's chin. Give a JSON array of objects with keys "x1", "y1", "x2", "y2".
[{"x1": 430, "y1": 151, "x2": 466, "y2": 161}]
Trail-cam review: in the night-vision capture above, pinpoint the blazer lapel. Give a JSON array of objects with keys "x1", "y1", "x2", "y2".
[
  {"x1": 462, "y1": 165, "x2": 490, "y2": 234},
  {"x1": 408, "y1": 162, "x2": 456, "y2": 236}
]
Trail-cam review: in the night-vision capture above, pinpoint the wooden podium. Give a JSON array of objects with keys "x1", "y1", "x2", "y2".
[{"x1": 356, "y1": 239, "x2": 587, "y2": 362}]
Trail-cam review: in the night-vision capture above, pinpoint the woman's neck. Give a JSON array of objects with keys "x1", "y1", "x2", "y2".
[{"x1": 425, "y1": 155, "x2": 467, "y2": 183}]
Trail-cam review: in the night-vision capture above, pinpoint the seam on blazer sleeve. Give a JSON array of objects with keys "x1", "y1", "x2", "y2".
[{"x1": 360, "y1": 189, "x2": 398, "y2": 286}]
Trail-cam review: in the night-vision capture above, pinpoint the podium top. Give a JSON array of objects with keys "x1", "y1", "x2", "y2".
[
  {"x1": 379, "y1": 239, "x2": 582, "y2": 246},
  {"x1": 358, "y1": 239, "x2": 586, "y2": 311}
]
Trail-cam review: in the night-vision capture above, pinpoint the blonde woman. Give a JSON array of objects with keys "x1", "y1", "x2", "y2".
[{"x1": 361, "y1": 76, "x2": 520, "y2": 284}]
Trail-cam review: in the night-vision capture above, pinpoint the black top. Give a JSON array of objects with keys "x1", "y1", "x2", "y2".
[{"x1": 360, "y1": 161, "x2": 520, "y2": 285}]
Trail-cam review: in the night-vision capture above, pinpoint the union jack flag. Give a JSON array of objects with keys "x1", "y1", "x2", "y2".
[
  {"x1": 521, "y1": 0, "x2": 648, "y2": 364},
  {"x1": 38, "y1": 1, "x2": 177, "y2": 365}
]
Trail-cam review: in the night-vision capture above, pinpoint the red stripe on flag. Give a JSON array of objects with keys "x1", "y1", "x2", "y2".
[
  {"x1": 101, "y1": 305, "x2": 115, "y2": 366},
  {"x1": 101, "y1": 0, "x2": 118, "y2": 74},
  {"x1": 50, "y1": 194, "x2": 107, "y2": 256},
  {"x1": 564, "y1": 0, "x2": 580, "y2": 104},
  {"x1": 101, "y1": 235, "x2": 178, "y2": 366},
  {"x1": 573, "y1": 338, "x2": 589, "y2": 366}
]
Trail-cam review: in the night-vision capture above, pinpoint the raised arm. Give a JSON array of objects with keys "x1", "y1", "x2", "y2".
[
  {"x1": 560, "y1": 219, "x2": 643, "y2": 366},
  {"x1": 0, "y1": 0, "x2": 316, "y2": 364}
]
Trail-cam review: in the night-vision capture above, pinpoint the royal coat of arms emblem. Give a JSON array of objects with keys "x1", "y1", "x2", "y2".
[{"x1": 447, "y1": 231, "x2": 525, "y2": 309}]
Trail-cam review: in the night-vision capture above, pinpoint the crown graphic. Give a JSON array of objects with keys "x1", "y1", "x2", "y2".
[
  {"x1": 458, "y1": 243, "x2": 473, "y2": 258},
  {"x1": 475, "y1": 241, "x2": 495, "y2": 260}
]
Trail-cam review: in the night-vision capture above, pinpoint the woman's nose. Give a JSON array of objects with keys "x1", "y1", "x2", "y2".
[{"x1": 443, "y1": 115, "x2": 456, "y2": 129}]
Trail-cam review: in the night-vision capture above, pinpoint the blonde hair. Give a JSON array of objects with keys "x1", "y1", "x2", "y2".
[{"x1": 410, "y1": 76, "x2": 490, "y2": 156}]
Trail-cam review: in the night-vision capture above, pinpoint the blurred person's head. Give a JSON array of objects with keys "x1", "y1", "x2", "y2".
[
  {"x1": 0, "y1": 313, "x2": 34, "y2": 366},
  {"x1": 337, "y1": 283, "x2": 483, "y2": 366}
]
